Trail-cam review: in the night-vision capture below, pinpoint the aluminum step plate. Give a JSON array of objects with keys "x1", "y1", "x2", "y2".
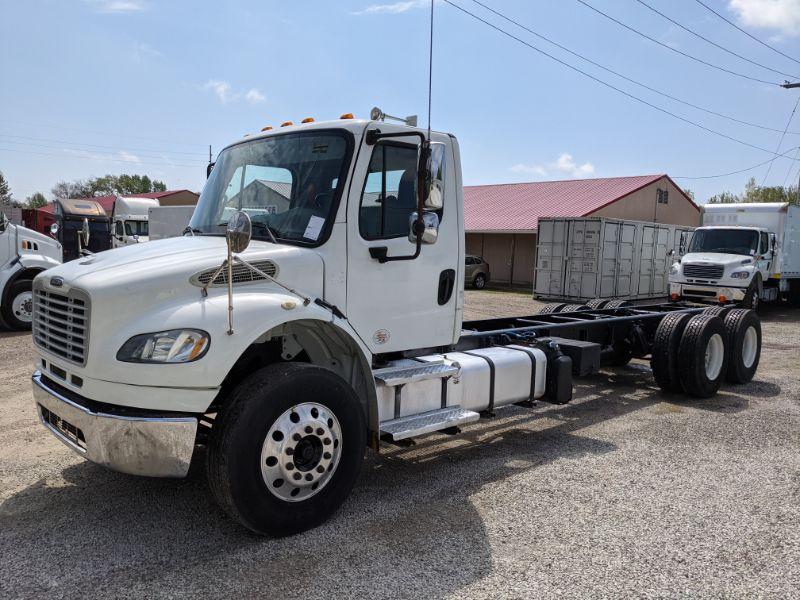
[
  {"x1": 373, "y1": 362, "x2": 459, "y2": 387},
  {"x1": 380, "y1": 406, "x2": 480, "y2": 441}
]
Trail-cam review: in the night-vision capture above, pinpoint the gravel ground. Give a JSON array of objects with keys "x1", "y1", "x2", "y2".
[{"x1": 1, "y1": 291, "x2": 799, "y2": 599}]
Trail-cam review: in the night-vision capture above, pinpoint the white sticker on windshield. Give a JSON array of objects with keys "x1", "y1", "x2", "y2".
[{"x1": 303, "y1": 215, "x2": 325, "y2": 241}]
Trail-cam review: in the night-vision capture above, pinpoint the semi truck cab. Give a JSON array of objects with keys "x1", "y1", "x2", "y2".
[
  {"x1": 111, "y1": 196, "x2": 158, "y2": 248},
  {"x1": 29, "y1": 116, "x2": 764, "y2": 536}
]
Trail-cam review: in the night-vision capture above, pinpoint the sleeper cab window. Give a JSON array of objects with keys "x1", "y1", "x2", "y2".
[{"x1": 359, "y1": 142, "x2": 446, "y2": 240}]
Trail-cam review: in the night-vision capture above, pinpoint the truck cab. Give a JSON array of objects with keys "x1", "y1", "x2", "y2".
[
  {"x1": 111, "y1": 196, "x2": 158, "y2": 248},
  {"x1": 53, "y1": 198, "x2": 112, "y2": 261},
  {"x1": 669, "y1": 202, "x2": 800, "y2": 309},
  {"x1": 0, "y1": 212, "x2": 61, "y2": 329}
]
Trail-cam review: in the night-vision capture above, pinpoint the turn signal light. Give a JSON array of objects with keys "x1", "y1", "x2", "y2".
[
  {"x1": 261, "y1": 125, "x2": 273, "y2": 131},
  {"x1": 281, "y1": 121, "x2": 293, "y2": 127},
  {"x1": 340, "y1": 112, "x2": 354, "y2": 119},
  {"x1": 718, "y1": 295, "x2": 727, "y2": 303},
  {"x1": 301, "y1": 117, "x2": 315, "y2": 123},
  {"x1": 670, "y1": 293, "x2": 679, "y2": 301}
]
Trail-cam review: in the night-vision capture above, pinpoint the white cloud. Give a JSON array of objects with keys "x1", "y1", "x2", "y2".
[
  {"x1": 352, "y1": 0, "x2": 428, "y2": 16},
  {"x1": 203, "y1": 80, "x2": 234, "y2": 104},
  {"x1": 510, "y1": 153, "x2": 595, "y2": 179},
  {"x1": 117, "y1": 150, "x2": 141, "y2": 164},
  {"x1": 86, "y1": 0, "x2": 146, "y2": 13},
  {"x1": 245, "y1": 88, "x2": 266, "y2": 104},
  {"x1": 728, "y1": 0, "x2": 800, "y2": 37},
  {"x1": 131, "y1": 42, "x2": 162, "y2": 62}
]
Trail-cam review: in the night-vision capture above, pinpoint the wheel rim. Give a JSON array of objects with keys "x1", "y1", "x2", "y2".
[
  {"x1": 476, "y1": 276, "x2": 485, "y2": 288},
  {"x1": 741, "y1": 326, "x2": 758, "y2": 368},
  {"x1": 12, "y1": 290, "x2": 33, "y2": 323},
  {"x1": 260, "y1": 402, "x2": 342, "y2": 502},
  {"x1": 704, "y1": 333, "x2": 725, "y2": 380},
  {"x1": 751, "y1": 294, "x2": 758, "y2": 310}
]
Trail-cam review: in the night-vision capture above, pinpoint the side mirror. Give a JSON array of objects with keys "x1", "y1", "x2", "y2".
[
  {"x1": 207, "y1": 162, "x2": 215, "y2": 179},
  {"x1": 50, "y1": 223, "x2": 59, "y2": 238},
  {"x1": 408, "y1": 211, "x2": 439, "y2": 245},
  {"x1": 226, "y1": 210, "x2": 252, "y2": 253},
  {"x1": 421, "y1": 142, "x2": 446, "y2": 210},
  {"x1": 81, "y1": 218, "x2": 91, "y2": 248},
  {"x1": 667, "y1": 249, "x2": 675, "y2": 257},
  {"x1": 132, "y1": 234, "x2": 140, "y2": 242}
]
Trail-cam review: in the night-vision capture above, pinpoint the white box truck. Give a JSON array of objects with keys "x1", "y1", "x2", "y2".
[
  {"x1": 29, "y1": 116, "x2": 763, "y2": 536},
  {"x1": 111, "y1": 196, "x2": 159, "y2": 248},
  {"x1": 535, "y1": 217, "x2": 694, "y2": 302},
  {"x1": 147, "y1": 205, "x2": 196, "y2": 241},
  {"x1": 669, "y1": 202, "x2": 800, "y2": 309},
  {"x1": 0, "y1": 211, "x2": 61, "y2": 329}
]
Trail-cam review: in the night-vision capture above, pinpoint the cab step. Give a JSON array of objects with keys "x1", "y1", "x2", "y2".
[
  {"x1": 373, "y1": 360, "x2": 459, "y2": 387},
  {"x1": 379, "y1": 406, "x2": 480, "y2": 441}
]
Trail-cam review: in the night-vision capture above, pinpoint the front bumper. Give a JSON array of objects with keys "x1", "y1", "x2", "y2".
[
  {"x1": 32, "y1": 371, "x2": 198, "y2": 477},
  {"x1": 670, "y1": 282, "x2": 747, "y2": 303}
]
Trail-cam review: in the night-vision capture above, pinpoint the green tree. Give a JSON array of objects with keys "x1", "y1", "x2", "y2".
[
  {"x1": 51, "y1": 174, "x2": 168, "y2": 198},
  {"x1": 25, "y1": 192, "x2": 48, "y2": 209},
  {"x1": 0, "y1": 171, "x2": 11, "y2": 205},
  {"x1": 707, "y1": 191, "x2": 740, "y2": 204},
  {"x1": 707, "y1": 177, "x2": 799, "y2": 206}
]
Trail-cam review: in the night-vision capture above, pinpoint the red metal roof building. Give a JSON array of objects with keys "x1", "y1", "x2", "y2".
[{"x1": 464, "y1": 174, "x2": 700, "y2": 287}]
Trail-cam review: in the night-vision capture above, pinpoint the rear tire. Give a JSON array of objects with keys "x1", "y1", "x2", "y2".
[
  {"x1": 538, "y1": 303, "x2": 567, "y2": 314},
  {"x1": 678, "y1": 314, "x2": 728, "y2": 398},
  {"x1": 650, "y1": 312, "x2": 691, "y2": 392},
  {"x1": 473, "y1": 274, "x2": 486, "y2": 289},
  {"x1": 2, "y1": 279, "x2": 34, "y2": 331},
  {"x1": 703, "y1": 306, "x2": 730, "y2": 318},
  {"x1": 723, "y1": 309, "x2": 761, "y2": 384},
  {"x1": 559, "y1": 303, "x2": 587, "y2": 312},
  {"x1": 207, "y1": 362, "x2": 366, "y2": 537},
  {"x1": 604, "y1": 299, "x2": 632, "y2": 310},
  {"x1": 586, "y1": 299, "x2": 609, "y2": 309}
]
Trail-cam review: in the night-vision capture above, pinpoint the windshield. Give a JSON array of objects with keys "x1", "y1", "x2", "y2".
[
  {"x1": 688, "y1": 228, "x2": 759, "y2": 255},
  {"x1": 190, "y1": 131, "x2": 352, "y2": 245},
  {"x1": 125, "y1": 220, "x2": 148, "y2": 236}
]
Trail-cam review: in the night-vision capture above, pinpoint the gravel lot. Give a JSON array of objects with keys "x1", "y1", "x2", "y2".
[{"x1": 1, "y1": 290, "x2": 799, "y2": 599}]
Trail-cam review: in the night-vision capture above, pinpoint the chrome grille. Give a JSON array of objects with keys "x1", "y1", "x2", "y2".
[
  {"x1": 191, "y1": 260, "x2": 278, "y2": 287},
  {"x1": 683, "y1": 263, "x2": 724, "y2": 280},
  {"x1": 32, "y1": 284, "x2": 90, "y2": 365}
]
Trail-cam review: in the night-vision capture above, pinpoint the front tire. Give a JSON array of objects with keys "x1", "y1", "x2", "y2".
[
  {"x1": 741, "y1": 282, "x2": 759, "y2": 311},
  {"x1": 207, "y1": 362, "x2": 366, "y2": 537},
  {"x1": 473, "y1": 274, "x2": 486, "y2": 289},
  {"x1": 2, "y1": 279, "x2": 34, "y2": 330}
]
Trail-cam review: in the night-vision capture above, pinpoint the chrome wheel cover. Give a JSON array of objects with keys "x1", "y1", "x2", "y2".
[
  {"x1": 705, "y1": 333, "x2": 725, "y2": 380},
  {"x1": 260, "y1": 402, "x2": 342, "y2": 502},
  {"x1": 742, "y1": 325, "x2": 758, "y2": 368},
  {"x1": 12, "y1": 290, "x2": 33, "y2": 323}
]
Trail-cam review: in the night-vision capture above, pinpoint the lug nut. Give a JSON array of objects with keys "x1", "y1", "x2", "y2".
[
  {"x1": 316, "y1": 465, "x2": 325, "y2": 473},
  {"x1": 293, "y1": 473, "x2": 302, "y2": 481},
  {"x1": 305, "y1": 473, "x2": 313, "y2": 481}
]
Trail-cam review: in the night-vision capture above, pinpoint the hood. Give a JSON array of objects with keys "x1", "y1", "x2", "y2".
[
  {"x1": 38, "y1": 235, "x2": 324, "y2": 303},
  {"x1": 682, "y1": 252, "x2": 753, "y2": 265}
]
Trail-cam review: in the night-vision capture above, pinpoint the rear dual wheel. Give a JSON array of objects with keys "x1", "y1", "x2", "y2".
[
  {"x1": 207, "y1": 363, "x2": 366, "y2": 537},
  {"x1": 722, "y1": 309, "x2": 761, "y2": 384},
  {"x1": 677, "y1": 314, "x2": 729, "y2": 398}
]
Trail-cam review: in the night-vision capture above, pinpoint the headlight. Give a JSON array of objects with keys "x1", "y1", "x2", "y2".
[
  {"x1": 669, "y1": 263, "x2": 680, "y2": 275},
  {"x1": 730, "y1": 270, "x2": 751, "y2": 279},
  {"x1": 117, "y1": 329, "x2": 210, "y2": 363}
]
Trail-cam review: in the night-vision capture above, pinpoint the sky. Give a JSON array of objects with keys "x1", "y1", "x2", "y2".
[{"x1": 3, "y1": 0, "x2": 800, "y2": 204}]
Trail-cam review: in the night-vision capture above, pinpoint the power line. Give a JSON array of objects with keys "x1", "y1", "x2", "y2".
[
  {"x1": 693, "y1": 0, "x2": 800, "y2": 68},
  {"x1": 574, "y1": 0, "x2": 778, "y2": 86},
  {"x1": 468, "y1": 0, "x2": 800, "y2": 136},
  {"x1": 0, "y1": 118, "x2": 206, "y2": 147},
  {"x1": 0, "y1": 133, "x2": 208, "y2": 157},
  {"x1": 761, "y1": 94, "x2": 800, "y2": 184},
  {"x1": 674, "y1": 145, "x2": 800, "y2": 179},
  {"x1": 0, "y1": 138, "x2": 207, "y2": 164},
  {"x1": 443, "y1": 0, "x2": 785, "y2": 156},
  {"x1": 782, "y1": 146, "x2": 800, "y2": 187},
  {"x1": 633, "y1": 0, "x2": 798, "y2": 80},
  {"x1": 0, "y1": 146, "x2": 203, "y2": 169}
]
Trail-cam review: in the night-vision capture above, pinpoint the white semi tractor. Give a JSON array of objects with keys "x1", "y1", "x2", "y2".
[
  {"x1": 669, "y1": 202, "x2": 800, "y2": 309},
  {"x1": 111, "y1": 196, "x2": 159, "y2": 248},
  {"x1": 0, "y1": 212, "x2": 61, "y2": 329},
  {"x1": 30, "y1": 116, "x2": 763, "y2": 536}
]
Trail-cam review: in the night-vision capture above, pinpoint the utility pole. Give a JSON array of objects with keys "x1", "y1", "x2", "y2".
[{"x1": 782, "y1": 81, "x2": 800, "y2": 88}]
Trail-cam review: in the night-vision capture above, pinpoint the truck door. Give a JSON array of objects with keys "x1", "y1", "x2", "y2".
[
  {"x1": 757, "y1": 231, "x2": 772, "y2": 277},
  {"x1": 346, "y1": 134, "x2": 461, "y2": 354}
]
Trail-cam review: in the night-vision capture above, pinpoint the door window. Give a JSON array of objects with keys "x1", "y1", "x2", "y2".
[
  {"x1": 115, "y1": 220, "x2": 124, "y2": 237},
  {"x1": 760, "y1": 232, "x2": 769, "y2": 255},
  {"x1": 359, "y1": 143, "x2": 419, "y2": 240}
]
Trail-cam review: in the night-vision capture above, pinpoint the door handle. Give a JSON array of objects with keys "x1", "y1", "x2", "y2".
[{"x1": 438, "y1": 269, "x2": 456, "y2": 305}]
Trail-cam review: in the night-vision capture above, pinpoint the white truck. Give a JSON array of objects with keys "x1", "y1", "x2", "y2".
[
  {"x1": 30, "y1": 116, "x2": 763, "y2": 536},
  {"x1": 147, "y1": 205, "x2": 197, "y2": 241},
  {"x1": 669, "y1": 202, "x2": 800, "y2": 310},
  {"x1": 0, "y1": 212, "x2": 61, "y2": 329},
  {"x1": 111, "y1": 196, "x2": 159, "y2": 248}
]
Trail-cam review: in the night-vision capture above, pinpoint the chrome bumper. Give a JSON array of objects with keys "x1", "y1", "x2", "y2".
[{"x1": 31, "y1": 371, "x2": 198, "y2": 477}]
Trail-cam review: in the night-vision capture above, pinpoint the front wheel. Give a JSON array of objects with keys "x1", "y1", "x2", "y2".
[
  {"x1": 2, "y1": 280, "x2": 34, "y2": 330},
  {"x1": 473, "y1": 274, "x2": 486, "y2": 289},
  {"x1": 206, "y1": 362, "x2": 366, "y2": 536},
  {"x1": 741, "y1": 283, "x2": 759, "y2": 311}
]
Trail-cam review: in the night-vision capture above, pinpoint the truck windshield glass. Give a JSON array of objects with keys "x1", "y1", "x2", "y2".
[
  {"x1": 190, "y1": 131, "x2": 351, "y2": 245},
  {"x1": 689, "y1": 228, "x2": 759, "y2": 255},
  {"x1": 125, "y1": 220, "x2": 148, "y2": 236}
]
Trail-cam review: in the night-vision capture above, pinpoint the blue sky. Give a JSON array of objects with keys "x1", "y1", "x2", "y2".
[{"x1": 2, "y1": 0, "x2": 800, "y2": 203}]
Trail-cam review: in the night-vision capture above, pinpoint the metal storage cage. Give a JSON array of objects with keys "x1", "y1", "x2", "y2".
[{"x1": 534, "y1": 217, "x2": 694, "y2": 302}]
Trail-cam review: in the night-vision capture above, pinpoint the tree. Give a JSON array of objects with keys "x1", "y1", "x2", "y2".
[
  {"x1": 707, "y1": 191, "x2": 740, "y2": 204},
  {"x1": 51, "y1": 174, "x2": 168, "y2": 198},
  {"x1": 0, "y1": 171, "x2": 11, "y2": 205},
  {"x1": 682, "y1": 188, "x2": 696, "y2": 201},
  {"x1": 25, "y1": 192, "x2": 48, "y2": 209},
  {"x1": 707, "y1": 177, "x2": 799, "y2": 206}
]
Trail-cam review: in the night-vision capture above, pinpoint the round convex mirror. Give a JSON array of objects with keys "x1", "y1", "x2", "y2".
[{"x1": 226, "y1": 210, "x2": 252, "y2": 253}]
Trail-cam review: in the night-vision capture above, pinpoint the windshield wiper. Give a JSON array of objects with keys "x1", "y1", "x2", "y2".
[
  {"x1": 251, "y1": 222, "x2": 279, "y2": 244},
  {"x1": 183, "y1": 226, "x2": 204, "y2": 236}
]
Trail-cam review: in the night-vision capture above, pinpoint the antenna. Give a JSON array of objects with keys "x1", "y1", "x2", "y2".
[{"x1": 427, "y1": 0, "x2": 434, "y2": 140}]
